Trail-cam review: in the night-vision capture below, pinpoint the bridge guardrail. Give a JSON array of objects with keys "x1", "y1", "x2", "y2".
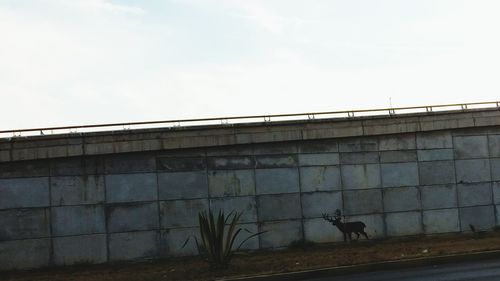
[{"x1": 1, "y1": 101, "x2": 499, "y2": 138}]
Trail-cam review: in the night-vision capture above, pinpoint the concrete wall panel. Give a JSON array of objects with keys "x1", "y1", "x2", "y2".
[
  {"x1": 301, "y1": 191, "x2": 342, "y2": 218},
  {"x1": 423, "y1": 209, "x2": 460, "y2": 234},
  {"x1": 207, "y1": 156, "x2": 255, "y2": 170},
  {"x1": 106, "y1": 174, "x2": 157, "y2": 203},
  {"x1": 255, "y1": 168, "x2": 299, "y2": 194},
  {"x1": 53, "y1": 234, "x2": 107, "y2": 265},
  {"x1": 256, "y1": 155, "x2": 297, "y2": 168},
  {"x1": 386, "y1": 211, "x2": 422, "y2": 236},
  {"x1": 454, "y1": 136, "x2": 489, "y2": 159},
  {"x1": 417, "y1": 149, "x2": 454, "y2": 162},
  {"x1": 298, "y1": 140, "x2": 338, "y2": 153},
  {"x1": 343, "y1": 189, "x2": 383, "y2": 215},
  {"x1": 455, "y1": 159, "x2": 491, "y2": 183},
  {"x1": 105, "y1": 153, "x2": 156, "y2": 173},
  {"x1": 206, "y1": 145, "x2": 253, "y2": 156},
  {"x1": 158, "y1": 171, "x2": 208, "y2": 200},
  {"x1": 298, "y1": 153, "x2": 339, "y2": 166},
  {"x1": 302, "y1": 122, "x2": 361, "y2": 139},
  {"x1": 341, "y1": 164, "x2": 381, "y2": 189},
  {"x1": 383, "y1": 187, "x2": 420, "y2": 212},
  {"x1": 0, "y1": 238, "x2": 51, "y2": 270},
  {"x1": 419, "y1": 161, "x2": 455, "y2": 185},
  {"x1": 381, "y1": 163, "x2": 419, "y2": 187},
  {"x1": 339, "y1": 138, "x2": 378, "y2": 152},
  {"x1": 156, "y1": 146, "x2": 204, "y2": 158},
  {"x1": 156, "y1": 156, "x2": 207, "y2": 172},
  {"x1": 493, "y1": 182, "x2": 500, "y2": 204},
  {"x1": 50, "y1": 158, "x2": 86, "y2": 176},
  {"x1": 52, "y1": 205, "x2": 105, "y2": 236},
  {"x1": 417, "y1": 131, "x2": 452, "y2": 149},
  {"x1": 0, "y1": 177, "x2": 49, "y2": 209},
  {"x1": 489, "y1": 159, "x2": 500, "y2": 181},
  {"x1": 0, "y1": 208, "x2": 50, "y2": 240},
  {"x1": 107, "y1": 203, "x2": 159, "y2": 233},
  {"x1": 300, "y1": 166, "x2": 341, "y2": 192},
  {"x1": 257, "y1": 193, "x2": 301, "y2": 221},
  {"x1": 489, "y1": 135, "x2": 500, "y2": 157},
  {"x1": 0, "y1": 150, "x2": 9, "y2": 162},
  {"x1": 253, "y1": 142, "x2": 297, "y2": 155},
  {"x1": 420, "y1": 184, "x2": 457, "y2": 209},
  {"x1": 160, "y1": 199, "x2": 209, "y2": 228},
  {"x1": 157, "y1": 157, "x2": 206, "y2": 172},
  {"x1": 378, "y1": 134, "x2": 416, "y2": 151},
  {"x1": 209, "y1": 197, "x2": 257, "y2": 223},
  {"x1": 0, "y1": 161, "x2": 49, "y2": 178},
  {"x1": 380, "y1": 151, "x2": 417, "y2": 163},
  {"x1": 496, "y1": 205, "x2": 500, "y2": 226},
  {"x1": 363, "y1": 119, "x2": 419, "y2": 135},
  {"x1": 260, "y1": 220, "x2": 302, "y2": 248},
  {"x1": 208, "y1": 170, "x2": 255, "y2": 197},
  {"x1": 50, "y1": 157, "x2": 105, "y2": 176},
  {"x1": 457, "y1": 182, "x2": 493, "y2": 207},
  {"x1": 340, "y1": 152, "x2": 379, "y2": 164},
  {"x1": 460, "y1": 205, "x2": 495, "y2": 231},
  {"x1": 51, "y1": 175, "x2": 105, "y2": 206},
  {"x1": 109, "y1": 231, "x2": 159, "y2": 261}
]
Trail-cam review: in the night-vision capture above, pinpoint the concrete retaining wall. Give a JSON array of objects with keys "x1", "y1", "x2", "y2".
[{"x1": 3, "y1": 113, "x2": 500, "y2": 270}]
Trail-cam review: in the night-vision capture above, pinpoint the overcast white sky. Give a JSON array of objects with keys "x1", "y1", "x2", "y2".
[{"x1": 1, "y1": 0, "x2": 500, "y2": 130}]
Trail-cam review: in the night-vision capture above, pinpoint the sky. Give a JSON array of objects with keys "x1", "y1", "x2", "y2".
[{"x1": 1, "y1": 0, "x2": 500, "y2": 130}]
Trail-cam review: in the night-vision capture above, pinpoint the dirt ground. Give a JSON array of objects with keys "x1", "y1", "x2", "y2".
[{"x1": 3, "y1": 232, "x2": 500, "y2": 281}]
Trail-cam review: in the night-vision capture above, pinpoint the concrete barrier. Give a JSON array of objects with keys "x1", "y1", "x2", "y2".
[{"x1": 2, "y1": 109, "x2": 500, "y2": 270}]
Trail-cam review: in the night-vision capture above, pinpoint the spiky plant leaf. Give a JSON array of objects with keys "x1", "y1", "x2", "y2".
[{"x1": 190, "y1": 208, "x2": 266, "y2": 269}]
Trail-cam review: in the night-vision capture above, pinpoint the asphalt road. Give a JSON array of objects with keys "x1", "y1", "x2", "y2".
[{"x1": 306, "y1": 258, "x2": 500, "y2": 281}]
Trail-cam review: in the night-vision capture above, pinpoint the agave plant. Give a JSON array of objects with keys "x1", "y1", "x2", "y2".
[{"x1": 189, "y1": 209, "x2": 264, "y2": 269}]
